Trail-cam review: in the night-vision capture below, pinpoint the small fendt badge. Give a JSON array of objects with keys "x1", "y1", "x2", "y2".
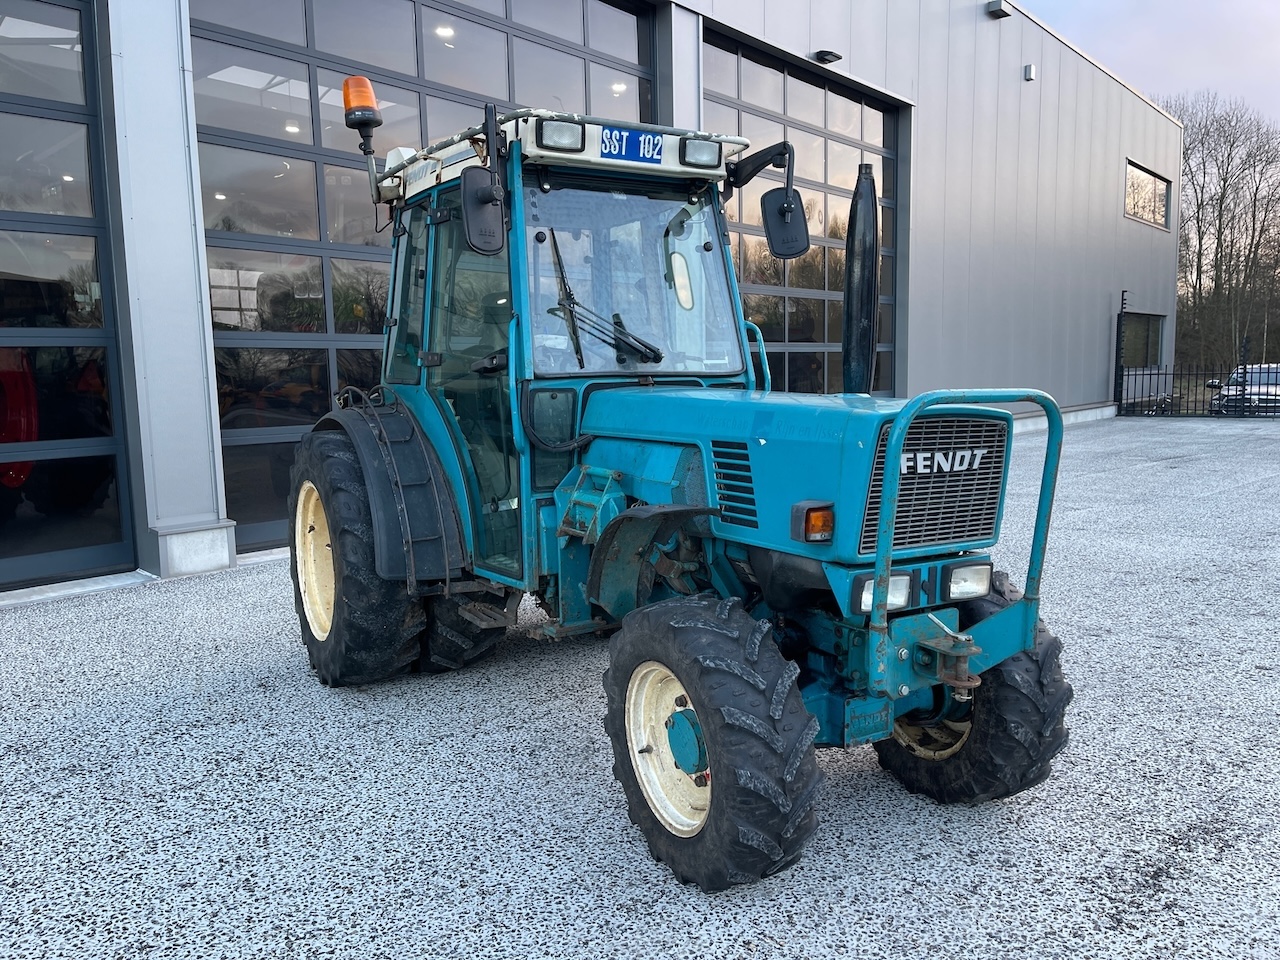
[{"x1": 899, "y1": 448, "x2": 988, "y2": 475}]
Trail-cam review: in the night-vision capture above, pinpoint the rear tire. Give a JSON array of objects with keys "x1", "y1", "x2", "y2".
[
  {"x1": 288, "y1": 430, "x2": 424, "y2": 686},
  {"x1": 872, "y1": 571, "x2": 1073, "y2": 803},
  {"x1": 603, "y1": 595, "x2": 823, "y2": 891}
]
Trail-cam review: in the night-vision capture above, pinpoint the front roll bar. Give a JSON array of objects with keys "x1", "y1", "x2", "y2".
[{"x1": 866, "y1": 389, "x2": 1063, "y2": 650}]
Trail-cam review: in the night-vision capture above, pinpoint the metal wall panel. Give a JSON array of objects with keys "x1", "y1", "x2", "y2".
[{"x1": 675, "y1": 0, "x2": 1181, "y2": 410}]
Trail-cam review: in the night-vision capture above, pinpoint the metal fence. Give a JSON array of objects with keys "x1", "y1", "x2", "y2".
[{"x1": 1116, "y1": 362, "x2": 1279, "y2": 417}]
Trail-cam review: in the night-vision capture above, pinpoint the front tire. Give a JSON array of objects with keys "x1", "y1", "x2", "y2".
[
  {"x1": 603, "y1": 595, "x2": 823, "y2": 891},
  {"x1": 872, "y1": 571, "x2": 1073, "y2": 803},
  {"x1": 288, "y1": 430, "x2": 424, "y2": 686}
]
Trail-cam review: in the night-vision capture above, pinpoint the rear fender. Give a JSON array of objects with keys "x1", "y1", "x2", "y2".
[{"x1": 314, "y1": 403, "x2": 467, "y2": 593}]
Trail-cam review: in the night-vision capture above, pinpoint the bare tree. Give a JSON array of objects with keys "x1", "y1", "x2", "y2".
[{"x1": 1160, "y1": 92, "x2": 1280, "y2": 367}]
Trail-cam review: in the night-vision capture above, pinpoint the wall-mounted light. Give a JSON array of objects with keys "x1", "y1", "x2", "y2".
[
  {"x1": 986, "y1": 0, "x2": 1011, "y2": 18},
  {"x1": 1024, "y1": 63, "x2": 1037, "y2": 81},
  {"x1": 813, "y1": 50, "x2": 842, "y2": 65}
]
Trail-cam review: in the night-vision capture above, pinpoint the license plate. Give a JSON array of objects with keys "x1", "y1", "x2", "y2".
[{"x1": 599, "y1": 126, "x2": 664, "y2": 164}]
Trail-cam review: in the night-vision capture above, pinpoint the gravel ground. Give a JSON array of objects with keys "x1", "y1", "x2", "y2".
[{"x1": 2, "y1": 416, "x2": 1279, "y2": 960}]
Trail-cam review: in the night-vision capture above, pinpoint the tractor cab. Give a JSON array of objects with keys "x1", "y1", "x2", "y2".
[{"x1": 368, "y1": 107, "x2": 804, "y2": 593}]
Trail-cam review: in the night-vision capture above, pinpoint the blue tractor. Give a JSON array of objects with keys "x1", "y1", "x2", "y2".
[{"x1": 287, "y1": 78, "x2": 1073, "y2": 891}]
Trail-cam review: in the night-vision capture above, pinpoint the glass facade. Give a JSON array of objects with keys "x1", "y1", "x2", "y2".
[
  {"x1": 703, "y1": 37, "x2": 898, "y2": 394},
  {"x1": 190, "y1": 0, "x2": 654, "y2": 549},
  {"x1": 0, "y1": 0, "x2": 133, "y2": 588}
]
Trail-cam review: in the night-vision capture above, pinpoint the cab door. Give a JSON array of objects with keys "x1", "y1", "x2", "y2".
[{"x1": 423, "y1": 187, "x2": 522, "y2": 579}]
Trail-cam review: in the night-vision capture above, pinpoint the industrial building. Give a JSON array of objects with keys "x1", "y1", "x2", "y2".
[{"x1": 0, "y1": 0, "x2": 1181, "y2": 591}]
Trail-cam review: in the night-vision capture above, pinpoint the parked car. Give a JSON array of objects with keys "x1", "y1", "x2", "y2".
[{"x1": 1206, "y1": 364, "x2": 1280, "y2": 415}]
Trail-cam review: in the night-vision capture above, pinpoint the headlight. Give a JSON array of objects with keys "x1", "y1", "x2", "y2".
[
  {"x1": 680, "y1": 137, "x2": 722, "y2": 168},
  {"x1": 536, "y1": 119, "x2": 585, "y2": 152},
  {"x1": 855, "y1": 573, "x2": 913, "y2": 613},
  {"x1": 942, "y1": 561, "x2": 992, "y2": 601}
]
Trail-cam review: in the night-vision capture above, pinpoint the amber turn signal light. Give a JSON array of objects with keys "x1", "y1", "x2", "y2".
[
  {"x1": 342, "y1": 76, "x2": 382, "y2": 131},
  {"x1": 790, "y1": 500, "x2": 835, "y2": 543}
]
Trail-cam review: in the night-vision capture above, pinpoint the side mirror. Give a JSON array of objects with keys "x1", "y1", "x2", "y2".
[
  {"x1": 460, "y1": 165, "x2": 505, "y2": 256},
  {"x1": 761, "y1": 186, "x2": 810, "y2": 259},
  {"x1": 1205, "y1": 379, "x2": 1222, "y2": 390}
]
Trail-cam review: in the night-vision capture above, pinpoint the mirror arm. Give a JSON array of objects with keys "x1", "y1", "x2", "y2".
[{"x1": 726, "y1": 141, "x2": 795, "y2": 189}]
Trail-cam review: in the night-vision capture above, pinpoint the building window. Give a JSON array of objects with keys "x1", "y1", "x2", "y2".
[
  {"x1": 1121, "y1": 313, "x2": 1163, "y2": 367},
  {"x1": 1125, "y1": 162, "x2": 1170, "y2": 228},
  {"x1": 190, "y1": 0, "x2": 655, "y2": 549},
  {"x1": 702, "y1": 35, "x2": 898, "y2": 395}
]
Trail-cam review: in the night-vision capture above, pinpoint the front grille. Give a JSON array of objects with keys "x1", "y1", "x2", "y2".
[
  {"x1": 710, "y1": 440, "x2": 758, "y2": 528},
  {"x1": 859, "y1": 417, "x2": 1008, "y2": 555}
]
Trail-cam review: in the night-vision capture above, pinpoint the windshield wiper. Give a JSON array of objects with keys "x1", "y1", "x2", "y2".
[
  {"x1": 547, "y1": 227, "x2": 585, "y2": 370},
  {"x1": 546, "y1": 228, "x2": 664, "y2": 366}
]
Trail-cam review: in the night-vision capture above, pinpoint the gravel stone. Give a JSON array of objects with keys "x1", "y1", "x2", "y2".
[{"x1": 2, "y1": 416, "x2": 1278, "y2": 959}]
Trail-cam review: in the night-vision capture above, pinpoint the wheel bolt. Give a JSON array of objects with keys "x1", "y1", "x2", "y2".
[
  {"x1": 674, "y1": 695, "x2": 688, "y2": 708},
  {"x1": 693, "y1": 774, "x2": 708, "y2": 787}
]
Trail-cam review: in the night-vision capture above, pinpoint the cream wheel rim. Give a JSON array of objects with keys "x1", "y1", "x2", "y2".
[
  {"x1": 625, "y1": 660, "x2": 711, "y2": 837},
  {"x1": 295, "y1": 480, "x2": 335, "y2": 641},
  {"x1": 891, "y1": 717, "x2": 972, "y2": 761}
]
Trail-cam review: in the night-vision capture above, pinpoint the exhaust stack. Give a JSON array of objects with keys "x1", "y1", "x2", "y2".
[{"x1": 842, "y1": 163, "x2": 879, "y2": 394}]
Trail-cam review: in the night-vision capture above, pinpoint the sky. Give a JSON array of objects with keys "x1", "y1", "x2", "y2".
[{"x1": 1015, "y1": 0, "x2": 1280, "y2": 120}]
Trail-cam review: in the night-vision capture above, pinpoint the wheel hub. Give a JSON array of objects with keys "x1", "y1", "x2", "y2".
[{"x1": 665, "y1": 709, "x2": 708, "y2": 776}]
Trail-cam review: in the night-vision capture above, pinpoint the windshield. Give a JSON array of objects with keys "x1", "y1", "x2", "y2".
[
  {"x1": 523, "y1": 172, "x2": 743, "y2": 377},
  {"x1": 1227, "y1": 367, "x2": 1280, "y2": 387}
]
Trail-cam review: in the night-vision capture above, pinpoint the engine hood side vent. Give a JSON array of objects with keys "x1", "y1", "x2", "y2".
[{"x1": 710, "y1": 439, "x2": 758, "y2": 528}]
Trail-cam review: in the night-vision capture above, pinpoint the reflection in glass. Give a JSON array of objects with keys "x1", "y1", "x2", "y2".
[
  {"x1": 221, "y1": 442, "x2": 295, "y2": 527},
  {"x1": 741, "y1": 235, "x2": 781, "y2": 287},
  {"x1": 0, "y1": 112, "x2": 91, "y2": 216},
  {"x1": 588, "y1": 63, "x2": 640, "y2": 123},
  {"x1": 827, "y1": 140, "x2": 859, "y2": 190},
  {"x1": 325, "y1": 164, "x2": 389, "y2": 247},
  {"x1": 827, "y1": 193, "x2": 848, "y2": 240},
  {"x1": 702, "y1": 99, "x2": 736, "y2": 136},
  {"x1": 0, "y1": 455, "x2": 120, "y2": 558},
  {"x1": 0, "y1": 232, "x2": 100, "y2": 328},
  {"x1": 871, "y1": 347, "x2": 893, "y2": 392},
  {"x1": 862, "y1": 153, "x2": 883, "y2": 202},
  {"x1": 206, "y1": 247, "x2": 324, "y2": 333},
  {"x1": 879, "y1": 254, "x2": 893, "y2": 298},
  {"x1": 192, "y1": 38, "x2": 311, "y2": 143},
  {"x1": 740, "y1": 56, "x2": 782, "y2": 114},
  {"x1": 426, "y1": 95, "x2": 482, "y2": 143},
  {"x1": 588, "y1": 0, "x2": 640, "y2": 63},
  {"x1": 788, "y1": 127, "x2": 823, "y2": 183},
  {"x1": 788, "y1": 351, "x2": 823, "y2": 393},
  {"x1": 318, "y1": 69, "x2": 420, "y2": 155},
  {"x1": 742, "y1": 294, "x2": 782, "y2": 342},
  {"x1": 827, "y1": 89, "x2": 860, "y2": 138},
  {"x1": 199, "y1": 143, "x2": 318, "y2": 240},
  {"x1": 332, "y1": 258, "x2": 390, "y2": 334},
  {"x1": 787, "y1": 245, "x2": 824, "y2": 291},
  {"x1": 880, "y1": 206, "x2": 894, "y2": 249},
  {"x1": 0, "y1": 0, "x2": 84, "y2": 103},
  {"x1": 880, "y1": 158, "x2": 895, "y2": 200},
  {"x1": 511, "y1": 0, "x2": 582, "y2": 44},
  {"x1": 824, "y1": 351, "x2": 842, "y2": 395},
  {"x1": 215, "y1": 347, "x2": 329, "y2": 430},
  {"x1": 787, "y1": 75, "x2": 823, "y2": 127},
  {"x1": 337, "y1": 349, "x2": 381, "y2": 392},
  {"x1": 787, "y1": 298, "x2": 825, "y2": 342},
  {"x1": 740, "y1": 112, "x2": 782, "y2": 152},
  {"x1": 801, "y1": 191, "x2": 824, "y2": 237},
  {"x1": 702, "y1": 44, "x2": 736, "y2": 97},
  {"x1": 827, "y1": 245, "x2": 844, "y2": 292},
  {"x1": 451, "y1": 0, "x2": 504, "y2": 14},
  {"x1": 0, "y1": 345, "x2": 110, "y2": 442},
  {"x1": 864, "y1": 103, "x2": 885, "y2": 147},
  {"x1": 422, "y1": 11, "x2": 509, "y2": 101},
  {"x1": 189, "y1": 0, "x2": 305, "y2": 44},
  {"x1": 314, "y1": 0, "x2": 416, "y2": 76},
  {"x1": 876, "y1": 303, "x2": 894, "y2": 344},
  {"x1": 514, "y1": 39, "x2": 584, "y2": 113}
]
